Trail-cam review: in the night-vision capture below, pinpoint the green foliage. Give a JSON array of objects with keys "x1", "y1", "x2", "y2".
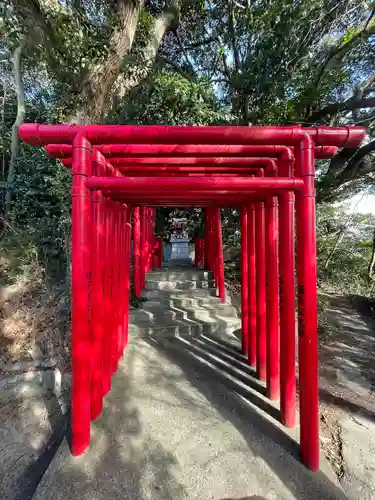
[
  {"x1": 7, "y1": 147, "x2": 71, "y2": 282},
  {"x1": 108, "y1": 69, "x2": 228, "y2": 125},
  {"x1": 316, "y1": 204, "x2": 375, "y2": 296},
  {"x1": 0, "y1": 229, "x2": 40, "y2": 287},
  {"x1": 1, "y1": 0, "x2": 374, "y2": 307}
]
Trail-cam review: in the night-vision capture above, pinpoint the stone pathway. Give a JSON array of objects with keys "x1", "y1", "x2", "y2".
[
  {"x1": 4, "y1": 269, "x2": 373, "y2": 499},
  {"x1": 33, "y1": 336, "x2": 345, "y2": 500},
  {"x1": 32, "y1": 268, "x2": 344, "y2": 500}
]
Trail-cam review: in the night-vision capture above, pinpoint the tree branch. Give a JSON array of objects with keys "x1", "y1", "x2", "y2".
[
  {"x1": 317, "y1": 9, "x2": 375, "y2": 87},
  {"x1": 101, "y1": 0, "x2": 184, "y2": 117},
  {"x1": 307, "y1": 97, "x2": 375, "y2": 123},
  {"x1": 307, "y1": 7, "x2": 375, "y2": 116},
  {"x1": 326, "y1": 147, "x2": 358, "y2": 178},
  {"x1": 228, "y1": 0, "x2": 241, "y2": 72},
  {"x1": 15, "y1": 0, "x2": 67, "y2": 60},
  {"x1": 70, "y1": 0, "x2": 145, "y2": 122},
  {"x1": 340, "y1": 139, "x2": 375, "y2": 180},
  {"x1": 184, "y1": 37, "x2": 218, "y2": 49},
  {"x1": 6, "y1": 39, "x2": 25, "y2": 216},
  {"x1": 174, "y1": 31, "x2": 195, "y2": 73}
]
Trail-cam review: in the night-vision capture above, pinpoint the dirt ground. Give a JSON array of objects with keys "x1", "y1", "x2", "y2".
[{"x1": 318, "y1": 292, "x2": 375, "y2": 498}]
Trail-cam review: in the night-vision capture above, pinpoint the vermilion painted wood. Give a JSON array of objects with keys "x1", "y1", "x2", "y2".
[
  {"x1": 211, "y1": 210, "x2": 215, "y2": 280},
  {"x1": 209, "y1": 209, "x2": 214, "y2": 275},
  {"x1": 148, "y1": 209, "x2": 152, "y2": 271},
  {"x1": 71, "y1": 134, "x2": 92, "y2": 456},
  {"x1": 21, "y1": 123, "x2": 366, "y2": 147},
  {"x1": 145, "y1": 208, "x2": 149, "y2": 273},
  {"x1": 102, "y1": 196, "x2": 113, "y2": 395},
  {"x1": 113, "y1": 168, "x2": 124, "y2": 373},
  {"x1": 90, "y1": 153, "x2": 106, "y2": 421},
  {"x1": 118, "y1": 207, "x2": 124, "y2": 355},
  {"x1": 98, "y1": 171, "x2": 273, "y2": 176},
  {"x1": 266, "y1": 195, "x2": 280, "y2": 400},
  {"x1": 86, "y1": 176, "x2": 303, "y2": 192},
  {"x1": 199, "y1": 238, "x2": 205, "y2": 269},
  {"x1": 79, "y1": 164, "x2": 280, "y2": 179},
  {"x1": 278, "y1": 153, "x2": 297, "y2": 429},
  {"x1": 108, "y1": 196, "x2": 279, "y2": 205},
  {"x1": 116, "y1": 203, "x2": 123, "y2": 365},
  {"x1": 295, "y1": 140, "x2": 319, "y2": 471},
  {"x1": 210, "y1": 209, "x2": 217, "y2": 287},
  {"x1": 148, "y1": 209, "x2": 151, "y2": 270},
  {"x1": 124, "y1": 207, "x2": 132, "y2": 349},
  {"x1": 214, "y1": 209, "x2": 220, "y2": 294},
  {"x1": 123, "y1": 205, "x2": 129, "y2": 350},
  {"x1": 106, "y1": 193, "x2": 276, "y2": 202},
  {"x1": 279, "y1": 192, "x2": 296, "y2": 428},
  {"x1": 206, "y1": 209, "x2": 212, "y2": 272},
  {"x1": 110, "y1": 201, "x2": 119, "y2": 375},
  {"x1": 117, "y1": 205, "x2": 125, "y2": 361},
  {"x1": 146, "y1": 208, "x2": 150, "y2": 276},
  {"x1": 214, "y1": 208, "x2": 225, "y2": 302},
  {"x1": 45, "y1": 143, "x2": 337, "y2": 159},
  {"x1": 87, "y1": 157, "x2": 280, "y2": 166},
  {"x1": 133, "y1": 207, "x2": 141, "y2": 298},
  {"x1": 204, "y1": 210, "x2": 209, "y2": 270},
  {"x1": 140, "y1": 207, "x2": 147, "y2": 291},
  {"x1": 152, "y1": 236, "x2": 163, "y2": 269},
  {"x1": 21, "y1": 123, "x2": 367, "y2": 472},
  {"x1": 240, "y1": 207, "x2": 249, "y2": 356},
  {"x1": 121, "y1": 205, "x2": 130, "y2": 355},
  {"x1": 143, "y1": 207, "x2": 148, "y2": 277},
  {"x1": 247, "y1": 203, "x2": 257, "y2": 367},
  {"x1": 255, "y1": 200, "x2": 266, "y2": 382},
  {"x1": 194, "y1": 237, "x2": 204, "y2": 269}
]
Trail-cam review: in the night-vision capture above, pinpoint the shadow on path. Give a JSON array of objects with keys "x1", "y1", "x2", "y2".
[{"x1": 144, "y1": 333, "x2": 348, "y2": 500}]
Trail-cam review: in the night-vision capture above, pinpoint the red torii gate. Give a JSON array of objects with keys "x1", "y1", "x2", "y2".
[{"x1": 20, "y1": 123, "x2": 366, "y2": 473}]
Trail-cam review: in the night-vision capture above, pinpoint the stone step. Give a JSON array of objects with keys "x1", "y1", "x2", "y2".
[
  {"x1": 128, "y1": 321, "x2": 238, "y2": 339},
  {"x1": 130, "y1": 305, "x2": 240, "y2": 325},
  {"x1": 142, "y1": 288, "x2": 219, "y2": 299},
  {"x1": 145, "y1": 280, "x2": 215, "y2": 291},
  {"x1": 164, "y1": 259, "x2": 192, "y2": 268},
  {"x1": 131, "y1": 309, "x2": 184, "y2": 323},
  {"x1": 130, "y1": 310, "x2": 241, "y2": 329},
  {"x1": 146, "y1": 270, "x2": 212, "y2": 281},
  {"x1": 142, "y1": 299, "x2": 236, "y2": 315}
]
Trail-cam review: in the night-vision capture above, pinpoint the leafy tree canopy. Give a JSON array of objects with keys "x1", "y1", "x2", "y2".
[{"x1": 1, "y1": 0, "x2": 375, "y2": 242}]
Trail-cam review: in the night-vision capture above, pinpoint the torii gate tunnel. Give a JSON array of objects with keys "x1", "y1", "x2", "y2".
[{"x1": 20, "y1": 123, "x2": 366, "y2": 472}]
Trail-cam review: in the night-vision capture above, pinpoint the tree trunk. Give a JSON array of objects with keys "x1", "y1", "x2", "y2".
[
  {"x1": 5, "y1": 39, "x2": 25, "y2": 217},
  {"x1": 71, "y1": 0, "x2": 145, "y2": 124},
  {"x1": 71, "y1": 0, "x2": 179, "y2": 124},
  {"x1": 108, "y1": 2, "x2": 179, "y2": 111},
  {"x1": 324, "y1": 230, "x2": 345, "y2": 270}
]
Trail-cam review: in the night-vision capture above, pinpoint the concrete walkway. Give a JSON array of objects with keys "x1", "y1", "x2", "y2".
[{"x1": 33, "y1": 333, "x2": 346, "y2": 500}]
